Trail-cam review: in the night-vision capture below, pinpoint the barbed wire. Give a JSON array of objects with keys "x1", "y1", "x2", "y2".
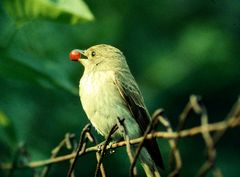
[{"x1": 1, "y1": 95, "x2": 240, "y2": 177}]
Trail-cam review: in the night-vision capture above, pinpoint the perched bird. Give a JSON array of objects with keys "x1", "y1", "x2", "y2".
[{"x1": 70, "y1": 44, "x2": 164, "y2": 177}]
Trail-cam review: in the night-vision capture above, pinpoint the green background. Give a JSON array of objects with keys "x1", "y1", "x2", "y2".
[{"x1": 0, "y1": 0, "x2": 240, "y2": 176}]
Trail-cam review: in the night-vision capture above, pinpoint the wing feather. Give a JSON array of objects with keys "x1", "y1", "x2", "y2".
[{"x1": 113, "y1": 71, "x2": 164, "y2": 169}]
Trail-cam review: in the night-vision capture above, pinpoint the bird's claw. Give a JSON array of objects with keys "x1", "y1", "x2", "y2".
[
  {"x1": 97, "y1": 140, "x2": 106, "y2": 152},
  {"x1": 96, "y1": 140, "x2": 116, "y2": 154}
]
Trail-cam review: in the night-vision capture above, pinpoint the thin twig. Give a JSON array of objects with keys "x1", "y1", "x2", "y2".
[
  {"x1": 96, "y1": 152, "x2": 106, "y2": 177},
  {"x1": 86, "y1": 128, "x2": 107, "y2": 177},
  {"x1": 67, "y1": 124, "x2": 91, "y2": 177},
  {"x1": 168, "y1": 97, "x2": 193, "y2": 175},
  {"x1": 212, "y1": 167, "x2": 223, "y2": 177},
  {"x1": 40, "y1": 133, "x2": 76, "y2": 177},
  {"x1": 7, "y1": 143, "x2": 33, "y2": 177},
  {"x1": 1, "y1": 97, "x2": 240, "y2": 177},
  {"x1": 95, "y1": 123, "x2": 119, "y2": 177},
  {"x1": 189, "y1": 96, "x2": 216, "y2": 177},
  {"x1": 7, "y1": 145, "x2": 22, "y2": 177},
  {"x1": 130, "y1": 109, "x2": 162, "y2": 177},
  {"x1": 0, "y1": 116, "x2": 239, "y2": 171},
  {"x1": 178, "y1": 100, "x2": 193, "y2": 131},
  {"x1": 156, "y1": 111, "x2": 181, "y2": 177},
  {"x1": 213, "y1": 97, "x2": 240, "y2": 145},
  {"x1": 116, "y1": 117, "x2": 137, "y2": 177}
]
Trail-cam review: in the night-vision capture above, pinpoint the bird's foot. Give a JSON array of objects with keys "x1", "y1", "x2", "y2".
[
  {"x1": 97, "y1": 138, "x2": 123, "y2": 154},
  {"x1": 97, "y1": 138, "x2": 113, "y2": 151},
  {"x1": 97, "y1": 140, "x2": 107, "y2": 152}
]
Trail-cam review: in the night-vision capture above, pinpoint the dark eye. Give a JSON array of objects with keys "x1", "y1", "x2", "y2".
[{"x1": 91, "y1": 51, "x2": 96, "y2": 57}]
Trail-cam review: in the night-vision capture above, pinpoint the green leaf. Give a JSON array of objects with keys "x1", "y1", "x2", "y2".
[
  {"x1": 0, "y1": 54, "x2": 79, "y2": 95},
  {"x1": 0, "y1": 111, "x2": 10, "y2": 127},
  {"x1": 0, "y1": 110, "x2": 17, "y2": 147},
  {"x1": 0, "y1": 5, "x2": 80, "y2": 95},
  {"x1": 3, "y1": 0, "x2": 94, "y2": 25}
]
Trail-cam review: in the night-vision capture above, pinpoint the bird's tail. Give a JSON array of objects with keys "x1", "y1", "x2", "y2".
[{"x1": 140, "y1": 147, "x2": 161, "y2": 177}]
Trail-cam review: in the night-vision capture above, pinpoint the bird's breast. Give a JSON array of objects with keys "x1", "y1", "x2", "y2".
[
  {"x1": 79, "y1": 71, "x2": 117, "y2": 105},
  {"x1": 79, "y1": 71, "x2": 128, "y2": 136}
]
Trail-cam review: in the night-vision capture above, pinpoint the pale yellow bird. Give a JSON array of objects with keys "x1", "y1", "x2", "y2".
[{"x1": 71, "y1": 44, "x2": 164, "y2": 177}]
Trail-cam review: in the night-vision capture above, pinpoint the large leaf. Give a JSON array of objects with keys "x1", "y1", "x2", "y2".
[
  {"x1": 0, "y1": 3, "x2": 83, "y2": 95},
  {"x1": 3, "y1": 0, "x2": 94, "y2": 25},
  {"x1": 0, "y1": 0, "x2": 93, "y2": 95},
  {"x1": 0, "y1": 53, "x2": 79, "y2": 95}
]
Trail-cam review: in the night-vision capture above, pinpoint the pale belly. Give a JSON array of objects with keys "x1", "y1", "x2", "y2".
[{"x1": 79, "y1": 71, "x2": 140, "y2": 138}]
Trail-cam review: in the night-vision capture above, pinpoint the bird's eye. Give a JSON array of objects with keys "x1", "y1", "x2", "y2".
[{"x1": 91, "y1": 51, "x2": 96, "y2": 57}]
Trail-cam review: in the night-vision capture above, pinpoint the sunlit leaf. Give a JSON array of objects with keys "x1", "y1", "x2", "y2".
[{"x1": 3, "y1": 0, "x2": 94, "y2": 25}]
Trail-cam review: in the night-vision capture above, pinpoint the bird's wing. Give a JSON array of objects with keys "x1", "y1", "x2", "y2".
[
  {"x1": 113, "y1": 71, "x2": 164, "y2": 169},
  {"x1": 114, "y1": 71, "x2": 150, "y2": 131}
]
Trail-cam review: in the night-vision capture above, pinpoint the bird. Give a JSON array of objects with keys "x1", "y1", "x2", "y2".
[{"x1": 70, "y1": 44, "x2": 164, "y2": 177}]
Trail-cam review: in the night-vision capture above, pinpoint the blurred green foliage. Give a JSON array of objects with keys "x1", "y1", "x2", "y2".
[
  {"x1": 0, "y1": 0, "x2": 240, "y2": 177},
  {"x1": 3, "y1": 0, "x2": 93, "y2": 25}
]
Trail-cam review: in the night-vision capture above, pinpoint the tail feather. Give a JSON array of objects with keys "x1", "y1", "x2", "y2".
[
  {"x1": 144, "y1": 138, "x2": 165, "y2": 169},
  {"x1": 140, "y1": 147, "x2": 162, "y2": 177},
  {"x1": 142, "y1": 163, "x2": 161, "y2": 177}
]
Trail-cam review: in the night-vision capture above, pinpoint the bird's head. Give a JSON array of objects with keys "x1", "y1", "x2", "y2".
[{"x1": 70, "y1": 44, "x2": 128, "y2": 72}]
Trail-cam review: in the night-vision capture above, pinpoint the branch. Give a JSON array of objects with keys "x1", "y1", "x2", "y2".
[
  {"x1": 116, "y1": 117, "x2": 137, "y2": 177},
  {"x1": 130, "y1": 109, "x2": 160, "y2": 177},
  {"x1": 1, "y1": 96, "x2": 240, "y2": 177},
  {"x1": 67, "y1": 124, "x2": 92, "y2": 177},
  {"x1": 155, "y1": 110, "x2": 182, "y2": 177},
  {"x1": 1, "y1": 116, "x2": 239, "y2": 170},
  {"x1": 94, "y1": 122, "x2": 119, "y2": 177},
  {"x1": 41, "y1": 133, "x2": 76, "y2": 177}
]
